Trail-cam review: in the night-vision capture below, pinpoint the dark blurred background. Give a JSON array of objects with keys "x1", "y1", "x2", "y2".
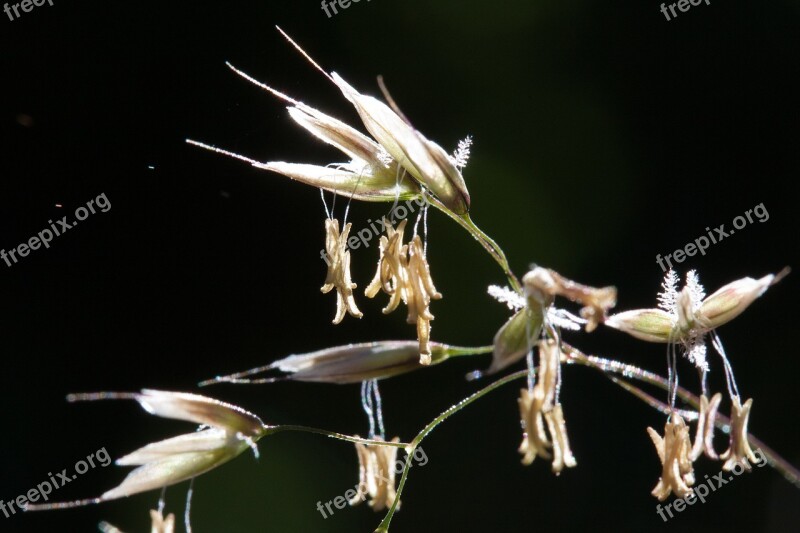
[{"x1": 1, "y1": 1, "x2": 798, "y2": 532}]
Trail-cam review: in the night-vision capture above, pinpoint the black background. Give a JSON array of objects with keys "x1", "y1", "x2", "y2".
[{"x1": 1, "y1": 1, "x2": 798, "y2": 532}]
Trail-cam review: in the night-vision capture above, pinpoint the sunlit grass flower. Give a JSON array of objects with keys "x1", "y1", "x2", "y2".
[
  {"x1": 330, "y1": 72, "x2": 471, "y2": 215},
  {"x1": 488, "y1": 306, "x2": 544, "y2": 375},
  {"x1": 187, "y1": 35, "x2": 474, "y2": 216},
  {"x1": 518, "y1": 341, "x2": 577, "y2": 473},
  {"x1": 199, "y1": 340, "x2": 469, "y2": 386},
  {"x1": 544, "y1": 404, "x2": 576, "y2": 474},
  {"x1": 365, "y1": 219, "x2": 442, "y2": 364},
  {"x1": 486, "y1": 267, "x2": 614, "y2": 375},
  {"x1": 647, "y1": 413, "x2": 695, "y2": 500},
  {"x1": 148, "y1": 509, "x2": 176, "y2": 533},
  {"x1": 405, "y1": 235, "x2": 442, "y2": 363},
  {"x1": 321, "y1": 218, "x2": 363, "y2": 324},
  {"x1": 186, "y1": 64, "x2": 421, "y2": 204},
  {"x1": 26, "y1": 390, "x2": 266, "y2": 511},
  {"x1": 720, "y1": 396, "x2": 757, "y2": 472},
  {"x1": 689, "y1": 393, "x2": 723, "y2": 461},
  {"x1": 349, "y1": 437, "x2": 401, "y2": 512},
  {"x1": 32, "y1": 26, "x2": 794, "y2": 533},
  {"x1": 365, "y1": 219, "x2": 410, "y2": 314},
  {"x1": 518, "y1": 387, "x2": 551, "y2": 465},
  {"x1": 605, "y1": 269, "x2": 785, "y2": 370},
  {"x1": 522, "y1": 267, "x2": 617, "y2": 332},
  {"x1": 607, "y1": 270, "x2": 785, "y2": 497}
]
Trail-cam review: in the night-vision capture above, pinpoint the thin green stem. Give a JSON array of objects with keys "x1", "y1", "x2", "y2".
[
  {"x1": 375, "y1": 370, "x2": 528, "y2": 532},
  {"x1": 411, "y1": 369, "x2": 528, "y2": 447},
  {"x1": 442, "y1": 345, "x2": 494, "y2": 357},
  {"x1": 428, "y1": 197, "x2": 521, "y2": 293}
]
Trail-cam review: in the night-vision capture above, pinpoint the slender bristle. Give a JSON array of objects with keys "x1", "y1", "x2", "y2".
[
  {"x1": 377, "y1": 75, "x2": 413, "y2": 126},
  {"x1": 25, "y1": 497, "x2": 102, "y2": 511},
  {"x1": 199, "y1": 362, "x2": 282, "y2": 387},
  {"x1": 207, "y1": 377, "x2": 284, "y2": 385},
  {"x1": 185, "y1": 139, "x2": 263, "y2": 167},
  {"x1": 224, "y1": 61, "x2": 300, "y2": 106},
  {"x1": 66, "y1": 392, "x2": 138, "y2": 403},
  {"x1": 275, "y1": 26, "x2": 333, "y2": 83}
]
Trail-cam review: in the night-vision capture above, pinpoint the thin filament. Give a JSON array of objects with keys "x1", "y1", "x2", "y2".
[
  {"x1": 554, "y1": 329, "x2": 564, "y2": 405},
  {"x1": 670, "y1": 341, "x2": 679, "y2": 410},
  {"x1": 158, "y1": 486, "x2": 166, "y2": 514},
  {"x1": 275, "y1": 26, "x2": 334, "y2": 83},
  {"x1": 185, "y1": 478, "x2": 195, "y2": 533},
  {"x1": 361, "y1": 380, "x2": 377, "y2": 439},
  {"x1": 377, "y1": 75, "x2": 413, "y2": 126},
  {"x1": 320, "y1": 189, "x2": 331, "y2": 220},
  {"x1": 699, "y1": 367, "x2": 709, "y2": 398},
  {"x1": 525, "y1": 308, "x2": 536, "y2": 392},
  {"x1": 413, "y1": 210, "x2": 423, "y2": 237},
  {"x1": 711, "y1": 332, "x2": 740, "y2": 400},
  {"x1": 423, "y1": 202, "x2": 429, "y2": 255},
  {"x1": 225, "y1": 61, "x2": 301, "y2": 106},
  {"x1": 371, "y1": 379, "x2": 386, "y2": 440},
  {"x1": 343, "y1": 164, "x2": 368, "y2": 225}
]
